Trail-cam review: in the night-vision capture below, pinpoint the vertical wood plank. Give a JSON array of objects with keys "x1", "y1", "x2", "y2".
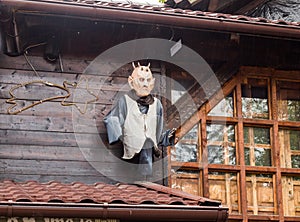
[
  {"x1": 249, "y1": 127, "x2": 255, "y2": 166},
  {"x1": 252, "y1": 174, "x2": 258, "y2": 215},
  {"x1": 236, "y1": 79, "x2": 248, "y2": 221},
  {"x1": 200, "y1": 108, "x2": 209, "y2": 197},
  {"x1": 271, "y1": 78, "x2": 284, "y2": 221},
  {"x1": 225, "y1": 173, "x2": 232, "y2": 213}
]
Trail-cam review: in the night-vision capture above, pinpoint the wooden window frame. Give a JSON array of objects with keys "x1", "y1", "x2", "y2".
[{"x1": 169, "y1": 66, "x2": 300, "y2": 221}]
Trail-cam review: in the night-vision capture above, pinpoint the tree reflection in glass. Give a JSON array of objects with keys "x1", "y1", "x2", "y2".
[
  {"x1": 207, "y1": 124, "x2": 236, "y2": 165},
  {"x1": 277, "y1": 81, "x2": 300, "y2": 121},
  {"x1": 172, "y1": 124, "x2": 198, "y2": 162},
  {"x1": 244, "y1": 127, "x2": 272, "y2": 166},
  {"x1": 242, "y1": 78, "x2": 269, "y2": 119},
  {"x1": 279, "y1": 129, "x2": 300, "y2": 168},
  {"x1": 208, "y1": 92, "x2": 234, "y2": 117}
]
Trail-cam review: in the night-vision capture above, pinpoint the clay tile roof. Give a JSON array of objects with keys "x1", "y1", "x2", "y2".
[
  {"x1": 52, "y1": 0, "x2": 300, "y2": 27},
  {"x1": 3, "y1": 0, "x2": 300, "y2": 29},
  {"x1": 0, "y1": 180, "x2": 220, "y2": 206}
]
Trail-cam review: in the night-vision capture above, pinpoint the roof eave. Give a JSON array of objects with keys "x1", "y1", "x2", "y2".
[
  {"x1": 1, "y1": 0, "x2": 300, "y2": 40},
  {"x1": 0, "y1": 202, "x2": 228, "y2": 222}
]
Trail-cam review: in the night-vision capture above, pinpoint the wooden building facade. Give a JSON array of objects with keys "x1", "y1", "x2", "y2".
[{"x1": 0, "y1": 0, "x2": 300, "y2": 221}]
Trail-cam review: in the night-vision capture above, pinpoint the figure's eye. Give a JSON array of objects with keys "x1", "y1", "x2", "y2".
[
  {"x1": 139, "y1": 78, "x2": 145, "y2": 82},
  {"x1": 145, "y1": 68, "x2": 149, "y2": 72},
  {"x1": 140, "y1": 67, "x2": 144, "y2": 71},
  {"x1": 147, "y1": 78, "x2": 152, "y2": 82}
]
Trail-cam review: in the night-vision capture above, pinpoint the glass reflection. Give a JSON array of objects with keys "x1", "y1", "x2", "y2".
[
  {"x1": 172, "y1": 124, "x2": 198, "y2": 162},
  {"x1": 242, "y1": 78, "x2": 269, "y2": 119},
  {"x1": 207, "y1": 124, "x2": 236, "y2": 165}
]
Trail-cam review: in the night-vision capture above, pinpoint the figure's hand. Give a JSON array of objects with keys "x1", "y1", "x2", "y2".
[
  {"x1": 168, "y1": 128, "x2": 176, "y2": 138},
  {"x1": 168, "y1": 128, "x2": 179, "y2": 144}
]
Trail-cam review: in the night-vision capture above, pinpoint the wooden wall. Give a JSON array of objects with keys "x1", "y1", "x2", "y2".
[{"x1": 0, "y1": 51, "x2": 166, "y2": 184}]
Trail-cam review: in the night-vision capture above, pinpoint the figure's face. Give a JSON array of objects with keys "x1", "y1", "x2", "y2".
[{"x1": 128, "y1": 63, "x2": 155, "y2": 97}]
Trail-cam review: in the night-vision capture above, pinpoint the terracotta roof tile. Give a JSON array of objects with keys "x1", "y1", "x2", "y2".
[
  {"x1": 0, "y1": 180, "x2": 220, "y2": 206},
  {"x1": 7, "y1": 0, "x2": 299, "y2": 28}
]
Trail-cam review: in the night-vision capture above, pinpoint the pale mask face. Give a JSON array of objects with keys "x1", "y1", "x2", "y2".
[{"x1": 128, "y1": 62, "x2": 155, "y2": 97}]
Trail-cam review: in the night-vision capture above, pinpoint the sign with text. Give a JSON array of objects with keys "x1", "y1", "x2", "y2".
[{"x1": 0, "y1": 218, "x2": 119, "y2": 222}]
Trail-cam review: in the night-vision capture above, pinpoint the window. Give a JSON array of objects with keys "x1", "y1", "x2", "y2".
[
  {"x1": 279, "y1": 129, "x2": 300, "y2": 168},
  {"x1": 208, "y1": 92, "x2": 234, "y2": 117},
  {"x1": 171, "y1": 124, "x2": 199, "y2": 162},
  {"x1": 244, "y1": 127, "x2": 272, "y2": 166},
  {"x1": 277, "y1": 81, "x2": 300, "y2": 121},
  {"x1": 207, "y1": 124, "x2": 236, "y2": 165},
  {"x1": 169, "y1": 68, "x2": 300, "y2": 221},
  {"x1": 242, "y1": 78, "x2": 269, "y2": 119}
]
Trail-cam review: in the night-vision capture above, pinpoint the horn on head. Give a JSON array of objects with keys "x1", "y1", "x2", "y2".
[
  {"x1": 137, "y1": 62, "x2": 141, "y2": 67},
  {"x1": 132, "y1": 62, "x2": 136, "y2": 69},
  {"x1": 147, "y1": 63, "x2": 150, "y2": 68}
]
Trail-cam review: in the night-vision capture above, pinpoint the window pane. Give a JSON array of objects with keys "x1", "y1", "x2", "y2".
[
  {"x1": 255, "y1": 148, "x2": 271, "y2": 166},
  {"x1": 208, "y1": 145, "x2": 224, "y2": 164},
  {"x1": 207, "y1": 124, "x2": 236, "y2": 165},
  {"x1": 290, "y1": 130, "x2": 300, "y2": 151},
  {"x1": 246, "y1": 173, "x2": 276, "y2": 215},
  {"x1": 279, "y1": 129, "x2": 300, "y2": 168},
  {"x1": 277, "y1": 81, "x2": 300, "y2": 121},
  {"x1": 207, "y1": 124, "x2": 235, "y2": 142},
  {"x1": 208, "y1": 92, "x2": 234, "y2": 117},
  {"x1": 172, "y1": 143, "x2": 197, "y2": 162},
  {"x1": 208, "y1": 145, "x2": 236, "y2": 165},
  {"x1": 242, "y1": 78, "x2": 269, "y2": 119},
  {"x1": 244, "y1": 127, "x2": 272, "y2": 166},
  {"x1": 245, "y1": 147, "x2": 250, "y2": 165},
  {"x1": 291, "y1": 156, "x2": 300, "y2": 168},
  {"x1": 171, "y1": 124, "x2": 198, "y2": 162},
  {"x1": 228, "y1": 146, "x2": 236, "y2": 165},
  {"x1": 244, "y1": 126, "x2": 271, "y2": 145},
  {"x1": 208, "y1": 172, "x2": 240, "y2": 214},
  {"x1": 207, "y1": 124, "x2": 225, "y2": 141},
  {"x1": 253, "y1": 127, "x2": 270, "y2": 144},
  {"x1": 180, "y1": 124, "x2": 198, "y2": 140}
]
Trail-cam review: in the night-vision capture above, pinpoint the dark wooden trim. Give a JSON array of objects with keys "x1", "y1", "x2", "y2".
[
  {"x1": 284, "y1": 217, "x2": 300, "y2": 222},
  {"x1": 235, "y1": 80, "x2": 248, "y2": 220},
  {"x1": 208, "y1": 164, "x2": 241, "y2": 171},
  {"x1": 278, "y1": 121, "x2": 300, "y2": 129},
  {"x1": 280, "y1": 168, "x2": 300, "y2": 175},
  {"x1": 200, "y1": 113, "x2": 210, "y2": 198},
  {"x1": 170, "y1": 161, "x2": 203, "y2": 170},
  {"x1": 240, "y1": 66, "x2": 300, "y2": 80}
]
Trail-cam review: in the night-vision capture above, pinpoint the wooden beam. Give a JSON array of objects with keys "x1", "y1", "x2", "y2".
[{"x1": 235, "y1": 79, "x2": 248, "y2": 221}]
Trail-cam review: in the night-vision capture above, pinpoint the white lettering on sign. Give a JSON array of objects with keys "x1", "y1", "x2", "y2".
[{"x1": 1, "y1": 218, "x2": 119, "y2": 222}]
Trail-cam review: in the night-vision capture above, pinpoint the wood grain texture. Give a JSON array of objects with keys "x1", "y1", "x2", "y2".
[{"x1": 0, "y1": 53, "x2": 165, "y2": 183}]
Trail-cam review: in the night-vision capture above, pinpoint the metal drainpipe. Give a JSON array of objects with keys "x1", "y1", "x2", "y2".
[
  {"x1": 1, "y1": 0, "x2": 300, "y2": 40},
  {"x1": 12, "y1": 11, "x2": 21, "y2": 54},
  {"x1": 0, "y1": 203, "x2": 228, "y2": 222},
  {"x1": 2, "y1": 10, "x2": 22, "y2": 56}
]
